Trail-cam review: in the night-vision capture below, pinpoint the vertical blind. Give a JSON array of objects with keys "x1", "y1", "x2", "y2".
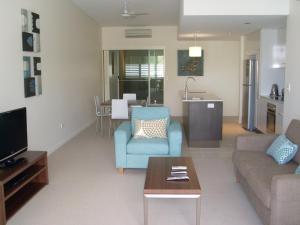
[{"x1": 124, "y1": 50, "x2": 164, "y2": 78}]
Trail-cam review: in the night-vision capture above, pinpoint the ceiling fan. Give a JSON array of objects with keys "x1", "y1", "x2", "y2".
[{"x1": 121, "y1": 0, "x2": 148, "y2": 18}]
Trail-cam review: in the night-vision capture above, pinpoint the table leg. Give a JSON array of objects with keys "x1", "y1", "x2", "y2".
[
  {"x1": 144, "y1": 196, "x2": 148, "y2": 225},
  {"x1": 196, "y1": 197, "x2": 201, "y2": 225}
]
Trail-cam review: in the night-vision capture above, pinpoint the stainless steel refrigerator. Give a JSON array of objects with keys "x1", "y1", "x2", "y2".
[{"x1": 242, "y1": 58, "x2": 256, "y2": 131}]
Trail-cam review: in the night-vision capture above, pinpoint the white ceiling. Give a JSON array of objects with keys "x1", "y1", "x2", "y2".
[
  {"x1": 72, "y1": 0, "x2": 180, "y2": 27},
  {"x1": 72, "y1": 0, "x2": 287, "y2": 40}
]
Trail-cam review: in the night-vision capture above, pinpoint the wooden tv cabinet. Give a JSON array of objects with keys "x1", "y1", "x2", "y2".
[{"x1": 0, "y1": 151, "x2": 48, "y2": 225}]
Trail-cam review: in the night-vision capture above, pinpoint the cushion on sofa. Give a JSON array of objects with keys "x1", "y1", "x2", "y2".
[
  {"x1": 127, "y1": 138, "x2": 169, "y2": 155},
  {"x1": 296, "y1": 166, "x2": 300, "y2": 174},
  {"x1": 233, "y1": 150, "x2": 298, "y2": 208},
  {"x1": 233, "y1": 151, "x2": 275, "y2": 178},
  {"x1": 266, "y1": 135, "x2": 298, "y2": 165},
  {"x1": 286, "y1": 119, "x2": 300, "y2": 164}
]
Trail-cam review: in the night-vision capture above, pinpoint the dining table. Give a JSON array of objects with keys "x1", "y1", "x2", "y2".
[{"x1": 100, "y1": 99, "x2": 147, "y2": 107}]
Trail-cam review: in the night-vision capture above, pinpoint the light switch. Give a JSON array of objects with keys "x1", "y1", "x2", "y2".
[
  {"x1": 287, "y1": 83, "x2": 291, "y2": 93},
  {"x1": 207, "y1": 103, "x2": 215, "y2": 108}
]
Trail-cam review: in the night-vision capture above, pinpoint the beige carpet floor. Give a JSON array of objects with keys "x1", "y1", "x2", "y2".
[{"x1": 8, "y1": 121, "x2": 263, "y2": 225}]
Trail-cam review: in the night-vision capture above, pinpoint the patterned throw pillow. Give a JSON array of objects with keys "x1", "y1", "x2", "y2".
[
  {"x1": 134, "y1": 118, "x2": 168, "y2": 139},
  {"x1": 266, "y1": 135, "x2": 298, "y2": 165},
  {"x1": 295, "y1": 166, "x2": 300, "y2": 174}
]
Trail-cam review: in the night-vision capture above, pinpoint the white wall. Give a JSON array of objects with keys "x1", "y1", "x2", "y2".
[
  {"x1": 244, "y1": 31, "x2": 260, "y2": 57},
  {"x1": 0, "y1": 0, "x2": 101, "y2": 154},
  {"x1": 284, "y1": 0, "x2": 300, "y2": 128},
  {"x1": 260, "y1": 29, "x2": 285, "y2": 96},
  {"x1": 102, "y1": 26, "x2": 240, "y2": 117},
  {"x1": 183, "y1": 0, "x2": 289, "y2": 15}
]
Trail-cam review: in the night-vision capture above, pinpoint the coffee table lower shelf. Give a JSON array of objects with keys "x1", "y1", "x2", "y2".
[
  {"x1": 143, "y1": 193, "x2": 201, "y2": 225},
  {"x1": 143, "y1": 157, "x2": 202, "y2": 225}
]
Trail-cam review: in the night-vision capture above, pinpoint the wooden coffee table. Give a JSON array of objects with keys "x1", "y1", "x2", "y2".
[{"x1": 144, "y1": 157, "x2": 201, "y2": 225}]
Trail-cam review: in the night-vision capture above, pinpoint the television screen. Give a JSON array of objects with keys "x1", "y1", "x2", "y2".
[{"x1": 0, "y1": 108, "x2": 27, "y2": 163}]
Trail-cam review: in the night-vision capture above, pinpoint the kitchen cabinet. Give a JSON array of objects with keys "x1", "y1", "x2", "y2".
[
  {"x1": 182, "y1": 93, "x2": 223, "y2": 148},
  {"x1": 256, "y1": 96, "x2": 284, "y2": 134},
  {"x1": 275, "y1": 102, "x2": 284, "y2": 134}
]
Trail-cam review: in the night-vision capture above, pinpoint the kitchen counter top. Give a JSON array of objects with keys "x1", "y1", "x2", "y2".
[
  {"x1": 260, "y1": 95, "x2": 284, "y2": 105},
  {"x1": 182, "y1": 92, "x2": 223, "y2": 102}
]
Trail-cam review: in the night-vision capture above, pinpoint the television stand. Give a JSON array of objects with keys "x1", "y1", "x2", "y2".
[
  {"x1": 0, "y1": 157, "x2": 26, "y2": 169},
  {"x1": 0, "y1": 151, "x2": 48, "y2": 225}
]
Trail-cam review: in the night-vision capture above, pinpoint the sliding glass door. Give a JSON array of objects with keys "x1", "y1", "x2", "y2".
[{"x1": 103, "y1": 49, "x2": 164, "y2": 105}]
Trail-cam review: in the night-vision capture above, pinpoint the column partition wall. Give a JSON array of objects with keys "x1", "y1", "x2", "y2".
[{"x1": 103, "y1": 49, "x2": 165, "y2": 105}]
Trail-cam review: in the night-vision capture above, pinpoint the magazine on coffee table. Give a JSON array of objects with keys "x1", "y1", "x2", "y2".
[{"x1": 166, "y1": 166, "x2": 189, "y2": 181}]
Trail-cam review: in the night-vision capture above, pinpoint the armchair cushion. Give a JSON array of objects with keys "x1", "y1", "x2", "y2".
[
  {"x1": 131, "y1": 107, "x2": 170, "y2": 135},
  {"x1": 127, "y1": 138, "x2": 169, "y2": 155},
  {"x1": 133, "y1": 118, "x2": 168, "y2": 139}
]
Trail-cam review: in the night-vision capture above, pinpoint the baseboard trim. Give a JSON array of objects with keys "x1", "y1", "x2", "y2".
[
  {"x1": 47, "y1": 119, "x2": 96, "y2": 155},
  {"x1": 223, "y1": 116, "x2": 239, "y2": 122}
]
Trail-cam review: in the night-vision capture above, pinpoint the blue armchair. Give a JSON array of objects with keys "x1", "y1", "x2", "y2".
[{"x1": 114, "y1": 107, "x2": 182, "y2": 173}]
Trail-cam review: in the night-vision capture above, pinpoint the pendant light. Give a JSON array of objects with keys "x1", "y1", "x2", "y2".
[{"x1": 189, "y1": 33, "x2": 202, "y2": 57}]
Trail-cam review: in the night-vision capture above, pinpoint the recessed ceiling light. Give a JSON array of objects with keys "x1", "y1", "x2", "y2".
[{"x1": 244, "y1": 22, "x2": 251, "y2": 25}]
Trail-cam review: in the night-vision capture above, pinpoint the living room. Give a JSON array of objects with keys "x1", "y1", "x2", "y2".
[{"x1": 0, "y1": 0, "x2": 300, "y2": 225}]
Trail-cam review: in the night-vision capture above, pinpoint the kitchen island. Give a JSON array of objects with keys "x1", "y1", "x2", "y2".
[{"x1": 182, "y1": 92, "x2": 223, "y2": 147}]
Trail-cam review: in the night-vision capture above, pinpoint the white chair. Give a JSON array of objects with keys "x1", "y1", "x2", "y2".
[
  {"x1": 94, "y1": 96, "x2": 111, "y2": 133},
  {"x1": 122, "y1": 93, "x2": 136, "y2": 101},
  {"x1": 110, "y1": 99, "x2": 129, "y2": 134}
]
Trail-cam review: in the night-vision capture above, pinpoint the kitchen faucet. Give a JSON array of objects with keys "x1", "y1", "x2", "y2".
[{"x1": 184, "y1": 77, "x2": 196, "y2": 99}]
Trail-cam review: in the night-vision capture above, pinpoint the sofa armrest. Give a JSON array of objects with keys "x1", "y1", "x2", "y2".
[
  {"x1": 235, "y1": 134, "x2": 277, "y2": 152},
  {"x1": 168, "y1": 120, "x2": 182, "y2": 156},
  {"x1": 114, "y1": 121, "x2": 132, "y2": 168},
  {"x1": 270, "y1": 174, "x2": 300, "y2": 225}
]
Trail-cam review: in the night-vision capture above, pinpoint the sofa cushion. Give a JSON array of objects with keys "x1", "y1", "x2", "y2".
[
  {"x1": 127, "y1": 138, "x2": 169, "y2": 155},
  {"x1": 233, "y1": 150, "x2": 297, "y2": 208},
  {"x1": 266, "y1": 135, "x2": 298, "y2": 165},
  {"x1": 286, "y1": 119, "x2": 300, "y2": 164},
  {"x1": 233, "y1": 151, "x2": 275, "y2": 178},
  {"x1": 296, "y1": 166, "x2": 300, "y2": 174}
]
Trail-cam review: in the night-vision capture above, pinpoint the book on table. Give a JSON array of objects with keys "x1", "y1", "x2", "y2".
[{"x1": 167, "y1": 166, "x2": 189, "y2": 181}]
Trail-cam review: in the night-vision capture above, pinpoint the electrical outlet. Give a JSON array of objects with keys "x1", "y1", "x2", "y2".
[{"x1": 59, "y1": 123, "x2": 64, "y2": 129}]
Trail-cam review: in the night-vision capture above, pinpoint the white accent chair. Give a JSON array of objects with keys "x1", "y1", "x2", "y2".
[
  {"x1": 122, "y1": 93, "x2": 136, "y2": 101},
  {"x1": 94, "y1": 96, "x2": 111, "y2": 133},
  {"x1": 110, "y1": 99, "x2": 129, "y2": 134}
]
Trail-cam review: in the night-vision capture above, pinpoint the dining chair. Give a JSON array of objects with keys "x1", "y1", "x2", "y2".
[
  {"x1": 94, "y1": 96, "x2": 111, "y2": 133},
  {"x1": 123, "y1": 93, "x2": 137, "y2": 101},
  {"x1": 110, "y1": 99, "x2": 129, "y2": 135}
]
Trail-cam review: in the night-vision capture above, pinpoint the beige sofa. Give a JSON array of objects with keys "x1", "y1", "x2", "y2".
[{"x1": 233, "y1": 119, "x2": 300, "y2": 225}]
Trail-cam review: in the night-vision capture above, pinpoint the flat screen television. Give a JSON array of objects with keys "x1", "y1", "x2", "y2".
[{"x1": 0, "y1": 107, "x2": 27, "y2": 167}]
